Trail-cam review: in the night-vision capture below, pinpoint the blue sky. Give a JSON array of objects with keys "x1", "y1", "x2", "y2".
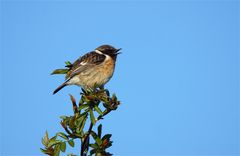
[{"x1": 0, "y1": 0, "x2": 239, "y2": 156}]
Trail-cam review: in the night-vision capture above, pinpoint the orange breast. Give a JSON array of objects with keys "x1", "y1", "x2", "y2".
[{"x1": 101, "y1": 57, "x2": 115, "y2": 77}]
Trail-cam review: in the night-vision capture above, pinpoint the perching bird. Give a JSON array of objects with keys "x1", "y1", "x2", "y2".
[{"x1": 53, "y1": 45, "x2": 121, "y2": 94}]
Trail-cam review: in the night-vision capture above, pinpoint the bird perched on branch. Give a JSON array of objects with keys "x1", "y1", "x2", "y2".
[{"x1": 52, "y1": 45, "x2": 121, "y2": 94}]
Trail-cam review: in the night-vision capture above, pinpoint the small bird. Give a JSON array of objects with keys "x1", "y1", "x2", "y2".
[{"x1": 53, "y1": 45, "x2": 121, "y2": 94}]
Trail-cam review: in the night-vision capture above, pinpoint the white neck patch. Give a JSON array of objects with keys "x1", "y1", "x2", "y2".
[
  {"x1": 95, "y1": 50, "x2": 103, "y2": 54},
  {"x1": 95, "y1": 49, "x2": 111, "y2": 60}
]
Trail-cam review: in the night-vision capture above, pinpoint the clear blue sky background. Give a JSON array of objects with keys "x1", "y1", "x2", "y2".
[{"x1": 0, "y1": 0, "x2": 239, "y2": 156}]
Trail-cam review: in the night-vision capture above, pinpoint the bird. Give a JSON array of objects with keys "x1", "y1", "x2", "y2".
[{"x1": 53, "y1": 45, "x2": 121, "y2": 94}]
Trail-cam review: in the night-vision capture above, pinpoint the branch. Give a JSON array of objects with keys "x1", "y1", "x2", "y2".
[
  {"x1": 81, "y1": 122, "x2": 93, "y2": 156},
  {"x1": 81, "y1": 108, "x2": 112, "y2": 156}
]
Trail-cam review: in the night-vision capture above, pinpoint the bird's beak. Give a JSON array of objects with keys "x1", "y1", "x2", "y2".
[{"x1": 115, "y1": 48, "x2": 122, "y2": 55}]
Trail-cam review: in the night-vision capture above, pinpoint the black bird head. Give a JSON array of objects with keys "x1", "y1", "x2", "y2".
[{"x1": 95, "y1": 45, "x2": 121, "y2": 59}]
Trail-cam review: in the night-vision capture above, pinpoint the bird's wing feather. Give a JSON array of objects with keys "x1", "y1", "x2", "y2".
[{"x1": 67, "y1": 51, "x2": 106, "y2": 79}]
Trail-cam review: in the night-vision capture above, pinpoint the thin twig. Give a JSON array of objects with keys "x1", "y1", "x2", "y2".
[
  {"x1": 80, "y1": 109, "x2": 112, "y2": 156},
  {"x1": 81, "y1": 122, "x2": 93, "y2": 156}
]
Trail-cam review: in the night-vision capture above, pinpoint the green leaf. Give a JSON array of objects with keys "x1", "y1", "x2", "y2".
[
  {"x1": 61, "y1": 116, "x2": 70, "y2": 126},
  {"x1": 77, "y1": 115, "x2": 87, "y2": 134},
  {"x1": 60, "y1": 142, "x2": 66, "y2": 152},
  {"x1": 97, "y1": 124, "x2": 102, "y2": 138},
  {"x1": 95, "y1": 138, "x2": 102, "y2": 146},
  {"x1": 57, "y1": 132, "x2": 69, "y2": 140},
  {"x1": 79, "y1": 97, "x2": 85, "y2": 105},
  {"x1": 68, "y1": 140, "x2": 75, "y2": 147},
  {"x1": 69, "y1": 117, "x2": 76, "y2": 130},
  {"x1": 90, "y1": 149, "x2": 96, "y2": 156},
  {"x1": 89, "y1": 143, "x2": 98, "y2": 149},
  {"x1": 76, "y1": 116, "x2": 84, "y2": 126},
  {"x1": 78, "y1": 104, "x2": 89, "y2": 111},
  {"x1": 84, "y1": 108, "x2": 90, "y2": 113},
  {"x1": 90, "y1": 110, "x2": 96, "y2": 125},
  {"x1": 105, "y1": 141, "x2": 113, "y2": 148},
  {"x1": 51, "y1": 69, "x2": 69, "y2": 75},
  {"x1": 42, "y1": 131, "x2": 49, "y2": 146},
  {"x1": 90, "y1": 131, "x2": 98, "y2": 140},
  {"x1": 49, "y1": 135, "x2": 57, "y2": 144},
  {"x1": 41, "y1": 138, "x2": 47, "y2": 147},
  {"x1": 102, "y1": 134, "x2": 112, "y2": 141},
  {"x1": 40, "y1": 148, "x2": 48, "y2": 154},
  {"x1": 53, "y1": 144, "x2": 61, "y2": 156},
  {"x1": 47, "y1": 140, "x2": 61, "y2": 148},
  {"x1": 60, "y1": 116, "x2": 68, "y2": 119},
  {"x1": 94, "y1": 106, "x2": 103, "y2": 115},
  {"x1": 65, "y1": 61, "x2": 72, "y2": 66},
  {"x1": 79, "y1": 111, "x2": 88, "y2": 118}
]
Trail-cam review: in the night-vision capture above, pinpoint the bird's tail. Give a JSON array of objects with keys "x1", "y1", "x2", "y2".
[{"x1": 53, "y1": 82, "x2": 67, "y2": 94}]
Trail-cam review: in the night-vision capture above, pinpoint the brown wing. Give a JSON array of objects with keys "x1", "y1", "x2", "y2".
[{"x1": 66, "y1": 51, "x2": 106, "y2": 79}]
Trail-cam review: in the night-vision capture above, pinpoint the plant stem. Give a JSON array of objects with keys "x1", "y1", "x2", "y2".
[
  {"x1": 81, "y1": 122, "x2": 93, "y2": 156},
  {"x1": 80, "y1": 109, "x2": 112, "y2": 156}
]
